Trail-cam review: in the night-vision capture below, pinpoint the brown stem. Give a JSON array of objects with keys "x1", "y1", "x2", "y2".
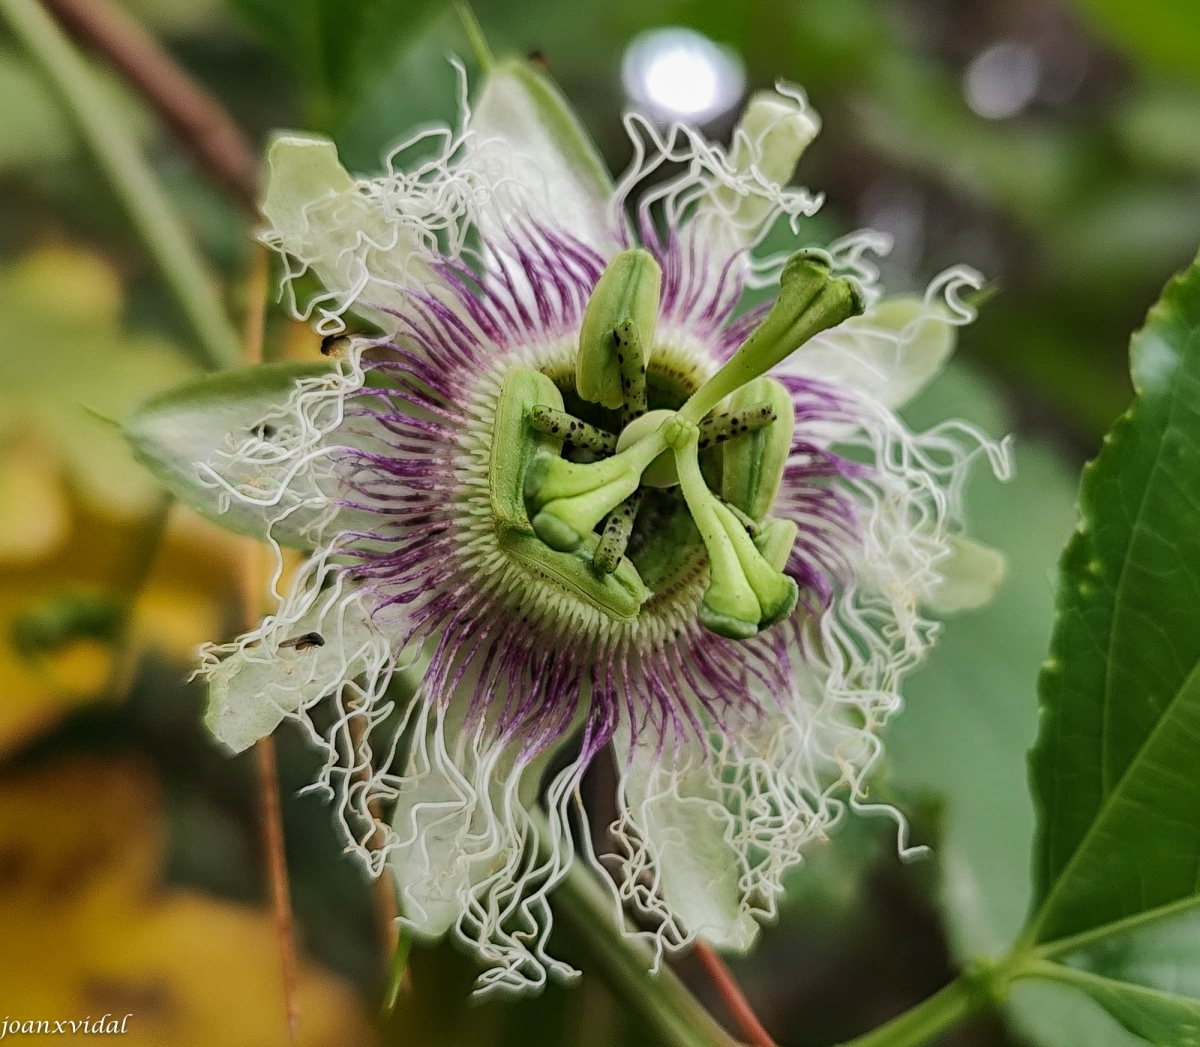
[
  {"x1": 693, "y1": 941, "x2": 777, "y2": 1047},
  {"x1": 42, "y1": 0, "x2": 259, "y2": 211},
  {"x1": 255, "y1": 735, "x2": 300, "y2": 1044},
  {"x1": 236, "y1": 243, "x2": 300, "y2": 1042}
]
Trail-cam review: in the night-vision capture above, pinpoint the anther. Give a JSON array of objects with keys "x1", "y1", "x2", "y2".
[
  {"x1": 594, "y1": 490, "x2": 644, "y2": 575},
  {"x1": 530, "y1": 405, "x2": 617, "y2": 454},
  {"x1": 697, "y1": 401, "x2": 777, "y2": 449},
  {"x1": 614, "y1": 319, "x2": 648, "y2": 426}
]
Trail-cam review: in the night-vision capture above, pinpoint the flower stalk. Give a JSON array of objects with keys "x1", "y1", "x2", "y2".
[{"x1": 533, "y1": 811, "x2": 741, "y2": 1047}]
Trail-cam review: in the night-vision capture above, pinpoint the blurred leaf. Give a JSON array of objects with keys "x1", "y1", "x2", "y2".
[
  {"x1": 1043, "y1": 186, "x2": 1200, "y2": 296},
  {"x1": 1116, "y1": 86, "x2": 1200, "y2": 175},
  {"x1": 0, "y1": 429, "x2": 68, "y2": 563},
  {"x1": 223, "y1": 0, "x2": 450, "y2": 130},
  {"x1": 0, "y1": 49, "x2": 155, "y2": 174},
  {"x1": 854, "y1": 79, "x2": 1085, "y2": 226},
  {"x1": 1069, "y1": 0, "x2": 1200, "y2": 81},
  {"x1": 891, "y1": 364, "x2": 1076, "y2": 956},
  {"x1": 0, "y1": 246, "x2": 198, "y2": 520},
  {"x1": 1028, "y1": 251, "x2": 1200, "y2": 947},
  {"x1": 0, "y1": 755, "x2": 376, "y2": 1046},
  {"x1": 0, "y1": 50, "x2": 75, "y2": 170},
  {"x1": 0, "y1": 499, "x2": 239, "y2": 758},
  {"x1": 118, "y1": 0, "x2": 225, "y2": 33}
]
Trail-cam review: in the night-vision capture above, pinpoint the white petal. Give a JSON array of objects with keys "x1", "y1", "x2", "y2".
[
  {"x1": 780, "y1": 297, "x2": 957, "y2": 409},
  {"x1": 388, "y1": 687, "x2": 581, "y2": 944},
  {"x1": 714, "y1": 87, "x2": 821, "y2": 240},
  {"x1": 203, "y1": 591, "x2": 384, "y2": 753},
  {"x1": 388, "y1": 761, "x2": 485, "y2": 939},
  {"x1": 468, "y1": 60, "x2": 618, "y2": 256},
  {"x1": 926, "y1": 535, "x2": 1007, "y2": 614},
  {"x1": 260, "y1": 134, "x2": 440, "y2": 331},
  {"x1": 616, "y1": 732, "x2": 759, "y2": 952}
]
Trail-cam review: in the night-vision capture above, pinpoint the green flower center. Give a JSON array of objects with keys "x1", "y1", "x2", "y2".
[{"x1": 488, "y1": 249, "x2": 864, "y2": 640}]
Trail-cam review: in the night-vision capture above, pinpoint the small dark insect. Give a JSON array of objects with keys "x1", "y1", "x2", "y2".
[
  {"x1": 528, "y1": 49, "x2": 549, "y2": 70},
  {"x1": 320, "y1": 333, "x2": 348, "y2": 356},
  {"x1": 279, "y1": 631, "x2": 325, "y2": 651},
  {"x1": 253, "y1": 422, "x2": 277, "y2": 439}
]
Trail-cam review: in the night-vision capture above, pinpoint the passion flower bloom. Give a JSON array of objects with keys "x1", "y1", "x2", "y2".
[{"x1": 137, "y1": 60, "x2": 1009, "y2": 994}]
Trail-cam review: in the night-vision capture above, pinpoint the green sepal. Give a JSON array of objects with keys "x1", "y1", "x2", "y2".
[
  {"x1": 489, "y1": 368, "x2": 564, "y2": 533},
  {"x1": 123, "y1": 361, "x2": 340, "y2": 547},
  {"x1": 720, "y1": 376, "x2": 795, "y2": 521},
  {"x1": 500, "y1": 530, "x2": 648, "y2": 621},
  {"x1": 577, "y1": 249, "x2": 661, "y2": 409}
]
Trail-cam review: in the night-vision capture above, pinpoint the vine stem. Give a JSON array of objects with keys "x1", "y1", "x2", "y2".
[
  {"x1": 0, "y1": 0, "x2": 240, "y2": 369},
  {"x1": 693, "y1": 941, "x2": 776, "y2": 1047},
  {"x1": 830, "y1": 978, "x2": 977, "y2": 1047},
  {"x1": 42, "y1": 0, "x2": 259, "y2": 211}
]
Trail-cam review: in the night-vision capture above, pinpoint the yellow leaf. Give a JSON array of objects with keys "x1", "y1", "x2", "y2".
[
  {"x1": 0, "y1": 501, "x2": 239, "y2": 757},
  {"x1": 0, "y1": 757, "x2": 378, "y2": 1047}
]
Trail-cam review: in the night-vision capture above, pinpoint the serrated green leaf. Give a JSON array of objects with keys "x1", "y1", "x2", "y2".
[
  {"x1": 1028, "y1": 250, "x2": 1200, "y2": 949},
  {"x1": 124, "y1": 361, "x2": 338, "y2": 545}
]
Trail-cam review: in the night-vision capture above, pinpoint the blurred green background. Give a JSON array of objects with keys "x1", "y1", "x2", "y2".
[{"x1": 0, "y1": 0, "x2": 1197, "y2": 1044}]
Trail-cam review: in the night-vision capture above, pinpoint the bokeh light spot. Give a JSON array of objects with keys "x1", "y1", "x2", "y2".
[
  {"x1": 622, "y1": 27, "x2": 745, "y2": 124},
  {"x1": 963, "y1": 41, "x2": 1040, "y2": 120}
]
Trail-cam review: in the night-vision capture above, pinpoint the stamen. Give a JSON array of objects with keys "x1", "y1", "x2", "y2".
[
  {"x1": 594, "y1": 490, "x2": 644, "y2": 575},
  {"x1": 697, "y1": 401, "x2": 776, "y2": 449},
  {"x1": 720, "y1": 377, "x2": 795, "y2": 522},
  {"x1": 530, "y1": 405, "x2": 617, "y2": 454}
]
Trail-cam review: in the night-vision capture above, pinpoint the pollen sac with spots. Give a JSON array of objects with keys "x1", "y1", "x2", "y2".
[
  {"x1": 576, "y1": 248, "x2": 661, "y2": 410},
  {"x1": 720, "y1": 376, "x2": 795, "y2": 521}
]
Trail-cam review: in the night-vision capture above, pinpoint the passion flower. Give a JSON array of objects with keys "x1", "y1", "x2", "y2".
[{"x1": 137, "y1": 60, "x2": 1009, "y2": 995}]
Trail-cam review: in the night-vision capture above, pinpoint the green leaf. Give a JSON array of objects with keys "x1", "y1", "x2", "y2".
[
  {"x1": 1025, "y1": 959, "x2": 1200, "y2": 1045},
  {"x1": 124, "y1": 361, "x2": 337, "y2": 545},
  {"x1": 223, "y1": 0, "x2": 450, "y2": 128},
  {"x1": 1028, "y1": 251, "x2": 1200, "y2": 949}
]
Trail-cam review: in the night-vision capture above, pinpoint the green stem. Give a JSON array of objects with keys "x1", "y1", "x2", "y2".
[
  {"x1": 532, "y1": 812, "x2": 738, "y2": 1047},
  {"x1": 455, "y1": 2, "x2": 493, "y2": 73},
  {"x1": 830, "y1": 978, "x2": 979, "y2": 1047},
  {"x1": 0, "y1": 0, "x2": 240, "y2": 370}
]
